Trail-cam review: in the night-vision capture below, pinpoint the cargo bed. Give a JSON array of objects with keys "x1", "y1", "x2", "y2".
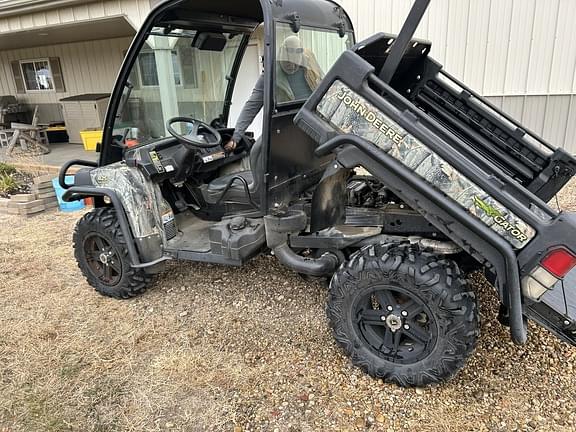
[{"x1": 295, "y1": 31, "x2": 576, "y2": 346}]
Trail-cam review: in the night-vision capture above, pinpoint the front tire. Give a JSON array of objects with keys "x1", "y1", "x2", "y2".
[
  {"x1": 73, "y1": 207, "x2": 151, "y2": 299},
  {"x1": 327, "y1": 243, "x2": 479, "y2": 387}
]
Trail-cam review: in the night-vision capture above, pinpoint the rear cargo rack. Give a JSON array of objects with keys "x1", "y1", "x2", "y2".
[
  {"x1": 413, "y1": 68, "x2": 575, "y2": 201},
  {"x1": 294, "y1": 7, "x2": 576, "y2": 345}
]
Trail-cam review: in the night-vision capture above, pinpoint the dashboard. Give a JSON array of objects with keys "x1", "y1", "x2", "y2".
[{"x1": 123, "y1": 129, "x2": 247, "y2": 184}]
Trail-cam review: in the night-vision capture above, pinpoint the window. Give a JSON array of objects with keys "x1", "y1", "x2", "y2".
[
  {"x1": 114, "y1": 29, "x2": 243, "y2": 145},
  {"x1": 138, "y1": 50, "x2": 185, "y2": 87},
  {"x1": 275, "y1": 23, "x2": 352, "y2": 104},
  {"x1": 11, "y1": 58, "x2": 65, "y2": 94},
  {"x1": 20, "y1": 59, "x2": 54, "y2": 91}
]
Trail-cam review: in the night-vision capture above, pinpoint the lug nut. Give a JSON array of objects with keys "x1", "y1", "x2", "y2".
[
  {"x1": 401, "y1": 311, "x2": 408, "y2": 317},
  {"x1": 387, "y1": 305, "x2": 393, "y2": 311},
  {"x1": 404, "y1": 324, "x2": 410, "y2": 330}
]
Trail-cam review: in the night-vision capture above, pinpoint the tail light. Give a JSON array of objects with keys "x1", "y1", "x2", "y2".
[
  {"x1": 522, "y1": 248, "x2": 576, "y2": 301},
  {"x1": 541, "y1": 248, "x2": 576, "y2": 278}
]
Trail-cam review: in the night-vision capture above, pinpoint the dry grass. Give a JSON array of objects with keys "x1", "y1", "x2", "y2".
[{"x1": 1, "y1": 181, "x2": 576, "y2": 431}]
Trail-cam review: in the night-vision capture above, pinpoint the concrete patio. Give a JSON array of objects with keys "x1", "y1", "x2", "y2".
[{"x1": 0, "y1": 142, "x2": 98, "y2": 170}]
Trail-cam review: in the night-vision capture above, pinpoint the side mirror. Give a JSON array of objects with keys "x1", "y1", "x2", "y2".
[{"x1": 192, "y1": 32, "x2": 227, "y2": 52}]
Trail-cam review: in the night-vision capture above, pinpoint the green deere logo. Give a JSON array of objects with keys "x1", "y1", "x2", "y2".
[
  {"x1": 473, "y1": 196, "x2": 502, "y2": 219},
  {"x1": 474, "y1": 196, "x2": 528, "y2": 244}
]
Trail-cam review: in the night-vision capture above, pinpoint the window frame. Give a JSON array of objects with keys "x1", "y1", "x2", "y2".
[
  {"x1": 136, "y1": 49, "x2": 188, "y2": 88},
  {"x1": 19, "y1": 58, "x2": 56, "y2": 93}
]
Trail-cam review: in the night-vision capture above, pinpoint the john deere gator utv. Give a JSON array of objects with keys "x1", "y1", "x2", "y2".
[{"x1": 60, "y1": 0, "x2": 576, "y2": 386}]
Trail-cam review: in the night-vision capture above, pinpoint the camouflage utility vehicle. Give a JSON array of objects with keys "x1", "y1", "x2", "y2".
[{"x1": 60, "y1": 0, "x2": 576, "y2": 386}]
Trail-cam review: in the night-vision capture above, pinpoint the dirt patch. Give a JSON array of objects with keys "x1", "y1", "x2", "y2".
[{"x1": 1, "y1": 183, "x2": 576, "y2": 431}]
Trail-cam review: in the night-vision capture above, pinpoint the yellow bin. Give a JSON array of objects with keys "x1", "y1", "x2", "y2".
[{"x1": 80, "y1": 129, "x2": 103, "y2": 151}]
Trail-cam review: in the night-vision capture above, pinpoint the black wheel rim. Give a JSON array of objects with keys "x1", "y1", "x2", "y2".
[
  {"x1": 83, "y1": 232, "x2": 122, "y2": 286},
  {"x1": 352, "y1": 285, "x2": 438, "y2": 365}
]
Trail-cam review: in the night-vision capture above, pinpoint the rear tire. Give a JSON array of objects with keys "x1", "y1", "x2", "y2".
[
  {"x1": 327, "y1": 243, "x2": 479, "y2": 387},
  {"x1": 73, "y1": 207, "x2": 151, "y2": 299}
]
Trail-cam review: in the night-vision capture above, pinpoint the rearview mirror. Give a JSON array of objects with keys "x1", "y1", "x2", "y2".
[{"x1": 192, "y1": 32, "x2": 227, "y2": 51}]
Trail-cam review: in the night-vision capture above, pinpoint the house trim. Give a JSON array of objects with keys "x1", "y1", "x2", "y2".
[{"x1": 0, "y1": 0, "x2": 93, "y2": 17}]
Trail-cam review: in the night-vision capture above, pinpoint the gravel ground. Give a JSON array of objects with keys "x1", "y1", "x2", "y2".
[{"x1": 0, "y1": 181, "x2": 576, "y2": 431}]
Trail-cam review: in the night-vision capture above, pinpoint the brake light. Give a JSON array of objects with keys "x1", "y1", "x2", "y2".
[{"x1": 541, "y1": 249, "x2": 576, "y2": 278}]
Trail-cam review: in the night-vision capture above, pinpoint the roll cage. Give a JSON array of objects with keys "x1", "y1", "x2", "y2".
[{"x1": 98, "y1": 0, "x2": 354, "y2": 212}]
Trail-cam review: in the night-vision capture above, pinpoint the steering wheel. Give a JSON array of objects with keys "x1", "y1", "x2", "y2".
[{"x1": 166, "y1": 116, "x2": 222, "y2": 148}]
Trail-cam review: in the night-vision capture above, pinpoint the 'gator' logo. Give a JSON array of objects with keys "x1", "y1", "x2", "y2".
[{"x1": 473, "y1": 196, "x2": 528, "y2": 243}]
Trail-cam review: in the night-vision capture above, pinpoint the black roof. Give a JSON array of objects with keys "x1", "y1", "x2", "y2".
[
  {"x1": 153, "y1": 0, "x2": 353, "y2": 33},
  {"x1": 270, "y1": 0, "x2": 352, "y2": 31}
]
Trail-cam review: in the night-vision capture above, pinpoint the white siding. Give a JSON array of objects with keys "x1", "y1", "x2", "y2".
[
  {"x1": 0, "y1": 0, "x2": 151, "y2": 33},
  {"x1": 1, "y1": 0, "x2": 575, "y2": 151},
  {"x1": 0, "y1": 36, "x2": 131, "y2": 122},
  {"x1": 343, "y1": 0, "x2": 576, "y2": 152}
]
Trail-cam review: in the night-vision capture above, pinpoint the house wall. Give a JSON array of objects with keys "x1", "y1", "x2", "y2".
[
  {"x1": 1, "y1": 0, "x2": 575, "y2": 152},
  {"x1": 340, "y1": 0, "x2": 576, "y2": 153},
  {"x1": 0, "y1": 0, "x2": 151, "y2": 33},
  {"x1": 0, "y1": 0, "x2": 152, "y2": 124},
  {"x1": 0, "y1": 36, "x2": 132, "y2": 123}
]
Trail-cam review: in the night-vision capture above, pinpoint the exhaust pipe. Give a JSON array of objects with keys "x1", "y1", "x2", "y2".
[
  {"x1": 273, "y1": 243, "x2": 339, "y2": 277},
  {"x1": 264, "y1": 211, "x2": 340, "y2": 277}
]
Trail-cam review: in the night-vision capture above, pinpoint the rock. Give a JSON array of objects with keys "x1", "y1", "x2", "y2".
[
  {"x1": 22, "y1": 205, "x2": 46, "y2": 216},
  {"x1": 179, "y1": 311, "x2": 188, "y2": 317},
  {"x1": 14, "y1": 199, "x2": 45, "y2": 210},
  {"x1": 33, "y1": 174, "x2": 54, "y2": 185},
  {"x1": 36, "y1": 191, "x2": 56, "y2": 199},
  {"x1": 10, "y1": 194, "x2": 36, "y2": 203}
]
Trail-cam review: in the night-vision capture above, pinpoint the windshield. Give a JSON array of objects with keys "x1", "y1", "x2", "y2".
[
  {"x1": 275, "y1": 23, "x2": 352, "y2": 104},
  {"x1": 114, "y1": 27, "x2": 244, "y2": 146}
]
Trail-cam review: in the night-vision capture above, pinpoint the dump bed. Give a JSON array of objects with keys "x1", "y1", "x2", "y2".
[{"x1": 295, "y1": 33, "x2": 576, "y2": 345}]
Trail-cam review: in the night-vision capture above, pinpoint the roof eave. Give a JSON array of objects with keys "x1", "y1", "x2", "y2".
[{"x1": 0, "y1": 0, "x2": 93, "y2": 18}]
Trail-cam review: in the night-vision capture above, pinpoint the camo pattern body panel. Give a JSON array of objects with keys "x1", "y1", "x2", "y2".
[
  {"x1": 316, "y1": 80, "x2": 536, "y2": 249},
  {"x1": 90, "y1": 163, "x2": 165, "y2": 240}
]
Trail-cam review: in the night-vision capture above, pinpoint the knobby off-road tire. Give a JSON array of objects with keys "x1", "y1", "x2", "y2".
[
  {"x1": 327, "y1": 243, "x2": 479, "y2": 387},
  {"x1": 73, "y1": 207, "x2": 151, "y2": 299}
]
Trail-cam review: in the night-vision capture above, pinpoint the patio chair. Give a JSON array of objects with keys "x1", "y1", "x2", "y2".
[{"x1": 5, "y1": 106, "x2": 50, "y2": 157}]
